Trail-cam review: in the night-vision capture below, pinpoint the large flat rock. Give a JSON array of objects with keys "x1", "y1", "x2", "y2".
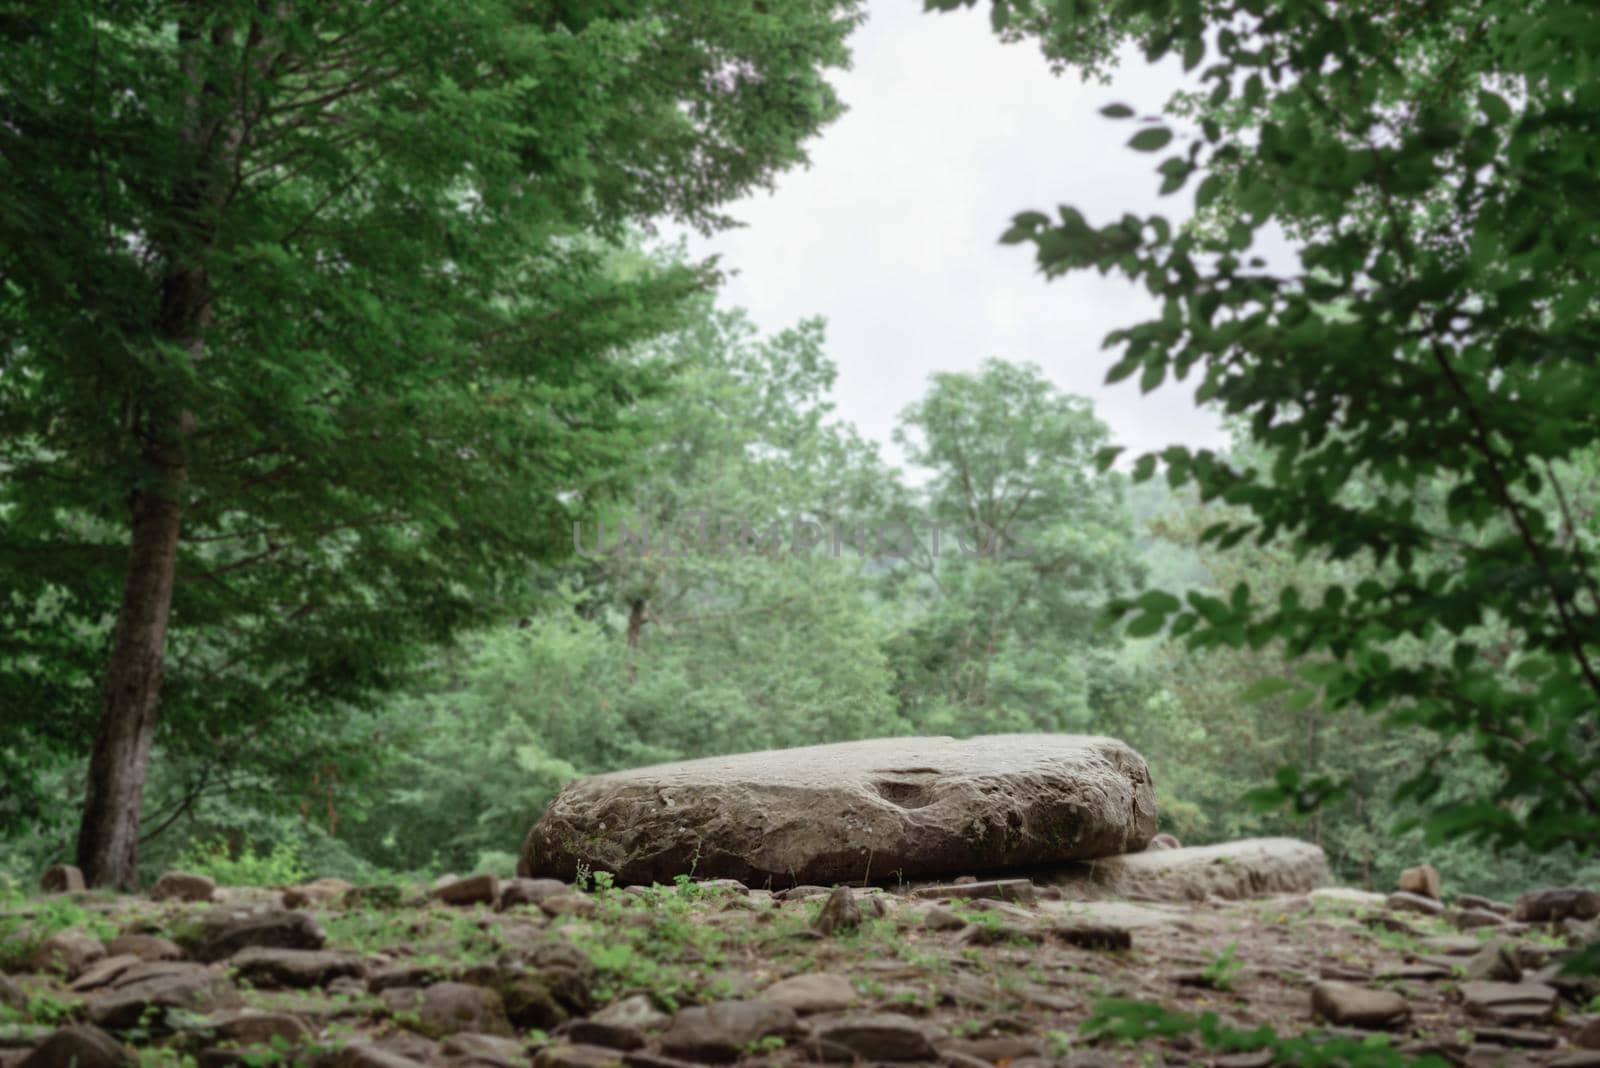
[
  {"x1": 1041, "y1": 837, "x2": 1331, "y2": 901},
  {"x1": 519, "y1": 734, "x2": 1157, "y2": 886}
]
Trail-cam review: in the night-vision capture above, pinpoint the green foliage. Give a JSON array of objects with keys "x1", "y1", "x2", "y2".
[
  {"x1": 963, "y1": 0, "x2": 1600, "y2": 856},
  {"x1": 173, "y1": 837, "x2": 309, "y2": 888}
]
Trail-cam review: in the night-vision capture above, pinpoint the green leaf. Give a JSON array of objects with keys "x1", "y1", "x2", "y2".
[
  {"x1": 1128, "y1": 127, "x2": 1174, "y2": 152},
  {"x1": 1100, "y1": 103, "x2": 1136, "y2": 119}
]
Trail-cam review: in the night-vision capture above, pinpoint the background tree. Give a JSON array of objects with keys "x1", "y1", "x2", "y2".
[
  {"x1": 883, "y1": 360, "x2": 1143, "y2": 736},
  {"x1": 0, "y1": 0, "x2": 861, "y2": 887}
]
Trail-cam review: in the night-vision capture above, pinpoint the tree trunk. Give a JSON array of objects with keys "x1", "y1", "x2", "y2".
[{"x1": 76, "y1": 461, "x2": 186, "y2": 889}]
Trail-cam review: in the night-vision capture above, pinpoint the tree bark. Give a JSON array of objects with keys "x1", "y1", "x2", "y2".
[{"x1": 76, "y1": 453, "x2": 186, "y2": 888}]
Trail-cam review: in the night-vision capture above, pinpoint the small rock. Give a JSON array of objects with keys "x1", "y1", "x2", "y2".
[
  {"x1": 383, "y1": 983, "x2": 511, "y2": 1039},
  {"x1": 1386, "y1": 891, "x2": 1445, "y2": 916},
  {"x1": 538, "y1": 894, "x2": 597, "y2": 920},
  {"x1": 658, "y1": 1000, "x2": 798, "y2": 1063},
  {"x1": 762, "y1": 973, "x2": 856, "y2": 1014},
  {"x1": 565, "y1": 1019, "x2": 646, "y2": 1052},
  {"x1": 31, "y1": 929, "x2": 107, "y2": 978},
  {"x1": 910, "y1": 879, "x2": 1036, "y2": 904},
  {"x1": 1550, "y1": 1054, "x2": 1600, "y2": 1068},
  {"x1": 813, "y1": 887, "x2": 862, "y2": 936},
  {"x1": 70, "y1": 955, "x2": 143, "y2": 992},
  {"x1": 434, "y1": 874, "x2": 499, "y2": 908},
  {"x1": 38, "y1": 866, "x2": 86, "y2": 895},
  {"x1": 534, "y1": 1046, "x2": 625, "y2": 1068},
  {"x1": 1310, "y1": 981, "x2": 1410, "y2": 1030},
  {"x1": 1051, "y1": 922, "x2": 1132, "y2": 951},
  {"x1": 810, "y1": 1013, "x2": 938, "y2": 1062},
  {"x1": 184, "y1": 909, "x2": 325, "y2": 962},
  {"x1": 1456, "y1": 893, "x2": 1511, "y2": 915},
  {"x1": 228, "y1": 947, "x2": 366, "y2": 988},
  {"x1": 923, "y1": 906, "x2": 966, "y2": 932},
  {"x1": 498, "y1": 878, "x2": 569, "y2": 911},
  {"x1": 588, "y1": 994, "x2": 668, "y2": 1034},
  {"x1": 1452, "y1": 908, "x2": 1506, "y2": 930},
  {"x1": 1577, "y1": 1016, "x2": 1600, "y2": 1049},
  {"x1": 1419, "y1": 935, "x2": 1483, "y2": 956},
  {"x1": 1472, "y1": 1026, "x2": 1557, "y2": 1048},
  {"x1": 440, "y1": 1032, "x2": 530, "y2": 1067},
  {"x1": 0, "y1": 974, "x2": 23, "y2": 1010},
  {"x1": 86, "y1": 962, "x2": 241, "y2": 1029},
  {"x1": 105, "y1": 935, "x2": 184, "y2": 962},
  {"x1": 17, "y1": 1025, "x2": 131, "y2": 1068},
  {"x1": 1397, "y1": 864, "x2": 1441, "y2": 900},
  {"x1": 151, "y1": 871, "x2": 217, "y2": 903},
  {"x1": 327, "y1": 1042, "x2": 429, "y2": 1068},
  {"x1": 280, "y1": 878, "x2": 353, "y2": 908},
  {"x1": 207, "y1": 1009, "x2": 312, "y2": 1047},
  {"x1": 1459, "y1": 980, "x2": 1558, "y2": 1024},
  {"x1": 1148, "y1": 833, "x2": 1182, "y2": 850},
  {"x1": 775, "y1": 886, "x2": 833, "y2": 902},
  {"x1": 1513, "y1": 887, "x2": 1600, "y2": 924},
  {"x1": 1462, "y1": 940, "x2": 1522, "y2": 983}
]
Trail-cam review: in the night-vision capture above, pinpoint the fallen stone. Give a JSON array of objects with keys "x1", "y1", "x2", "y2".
[
  {"x1": 105, "y1": 935, "x2": 183, "y2": 963},
  {"x1": 1459, "y1": 980, "x2": 1557, "y2": 1024},
  {"x1": 520, "y1": 734, "x2": 1156, "y2": 885},
  {"x1": 762, "y1": 973, "x2": 856, "y2": 1015},
  {"x1": 228, "y1": 947, "x2": 366, "y2": 988},
  {"x1": 1456, "y1": 893, "x2": 1511, "y2": 915},
  {"x1": 327, "y1": 1041, "x2": 429, "y2": 1068},
  {"x1": 1051, "y1": 921, "x2": 1132, "y2": 950},
  {"x1": 151, "y1": 872, "x2": 217, "y2": 904},
  {"x1": 1309, "y1": 982, "x2": 1409, "y2": 1029},
  {"x1": 1045, "y1": 838, "x2": 1331, "y2": 902},
  {"x1": 1578, "y1": 1016, "x2": 1600, "y2": 1049},
  {"x1": 204, "y1": 1009, "x2": 312, "y2": 1047},
  {"x1": 588, "y1": 995, "x2": 668, "y2": 1034},
  {"x1": 563, "y1": 1013, "x2": 647, "y2": 1053},
  {"x1": 383, "y1": 983, "x2": 511, "y2": 1039},
  {"x1": 1419, "y1": 935, "x2": 1483, "y2": 956},
  {"x1": 31, "y1": 929, "x2": 106, "y2": 979},
  {"x1": 87, "y1": 962, "x2": 241, "y2": 1029},
  {"x1": 941, "y1": 1036, "x2": 1044, "y2": 1063},
  {"x1": 813, "y1": 887, "x2": 862, "y2": 936},
  {"x1": 280, "y1": 878, "x2": 353, "y2": 908},
  {"x1": 441, "y1": 1032, "x2": 535, "y2": 1067},
  {"x1": 1397, "y1": 864, "x2": 1441, "y2": 900},
  {"x1": 534, "y1": 1046, "x2": 625, "y2": 1068},
  {"x1": 70, "y1": 956, "x2": 143, "y2": 992},
  {"x1": 435, "y1": 874, "x2": 499, "y2": 908},
  {"x1": 182, "y1": 909, "x2": 325, "y2": 962},
  {"x1": 38, "y1": 866, "x2": 86, "y2": 895},
  {"x1": 1308, "y1": 887, "x2": 1387, "y2": 909},
  {"x1": 658, "y1": 1000, "x2": 798, "y2": 1063},
  {"x1": 1513, "y1": 887, "x2": 1600, "y2": 924},
  {"x1": 0, "y1": 975, "x2": 22, "y2": 1011},
  {"x1": 1551, "y1": 1054, "x2": 1600, "y2": 1068},
  {"x1": 1386, "y1": 891, "x2": 1445, "y2": 916},
  {"x1": 810, "y1": 1013, "x2": 939, "y2": 1062},
  {"x1": 1462, "y1": 940, "x2": 1522, "y2": 983},
  {"x1": 538, "y1": 894, "x2": 597, "y2": 920},
  {"x1": 911, "y1": 879, "x2": 1035, "y2": 904},
  {"x1": 1146, "y1": 833, "x2": 1181, "y2": 850},
  {"x1": 1472, "y1": 1026, "x2": 1558, "y2": 1049},
  {"x1": 923, "y1": 906, "x2": 967, "y2": 932},
  {"x1": 1452, "y1": 907, "x2": 1506, "y2": 930},
  {"x1": 17, "y1": 1025, "x2": 131, "y2": 1068},
  {"x1": 498, "y1": 878, "x2": 569, "y2": 911}
]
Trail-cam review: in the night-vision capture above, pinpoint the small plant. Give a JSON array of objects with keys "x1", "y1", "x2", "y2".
[
  {"x1": 175, "y1": 838, "x2": 309, "y2": 887},
  {"x1": 742, "y1": 1035, "x2": 785, "y2": 1055},
  {"x1": 1201, "y1": 943, "x2": 1244, "y2": 992},
  {"x1": 1045, "y1": 1029, "x2": 1073, "y2": 1057}
]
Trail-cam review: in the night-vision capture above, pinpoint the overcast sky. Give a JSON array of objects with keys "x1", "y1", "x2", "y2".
[{"x1": 681, "y1": 2, "x2": 1229, "y2": 466}]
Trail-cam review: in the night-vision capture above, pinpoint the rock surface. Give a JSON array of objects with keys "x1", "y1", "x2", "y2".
[
  {"x1": 519, "y1": 734, "x2": 1157, "y2": 885},
  {"x1": 1041, "y1": 837, "x2": 1331, "y2": 901}
]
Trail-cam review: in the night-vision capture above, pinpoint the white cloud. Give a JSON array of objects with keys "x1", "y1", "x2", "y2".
[{"x1": 683, "y1": 1, "x2": 1234, "y2": 464}]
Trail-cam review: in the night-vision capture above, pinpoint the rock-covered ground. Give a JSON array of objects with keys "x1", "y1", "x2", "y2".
[{"x1": 2, "y1": 860, "x2": 1598, "y2": 1068}]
